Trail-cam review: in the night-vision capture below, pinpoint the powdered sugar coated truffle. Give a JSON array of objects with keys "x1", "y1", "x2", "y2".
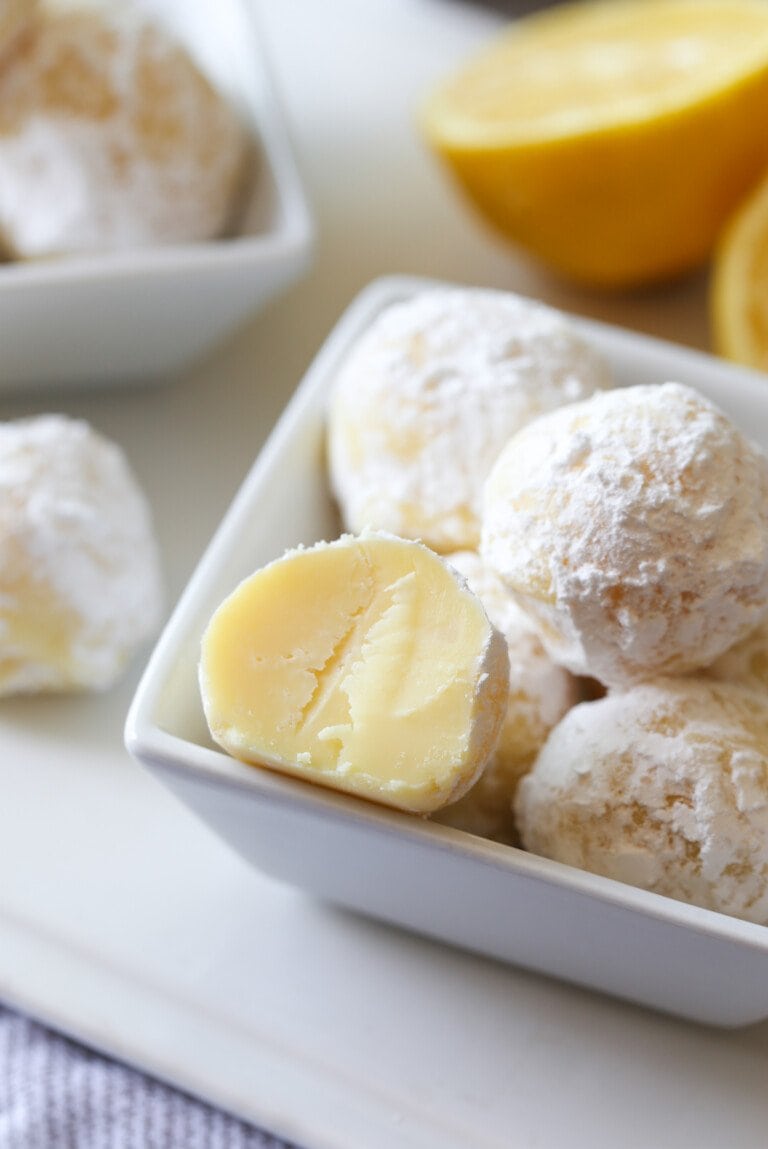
[
  {"x1": 433, "y1": 549, "x2": 578, "y2": 843},
  {"x1": 0, "y1": 5, "x2": 249, "y2": 259},
  {"x1": 327, "y1": 287, "x2": 612, "y2": 553},
  {"x1": 0, "y1": 414, "x2": 163, "y2": 693},
  {"x1": 482, "y1": 382, "x2": 768, "y2": 687},
  {"x1": 515, "y1": 679, "x2": 768, "y2": 924}
]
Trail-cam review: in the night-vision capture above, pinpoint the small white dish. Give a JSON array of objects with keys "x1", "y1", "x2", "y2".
[
  {"x1": 0, "y1": 0, "x2": 313, "y2": 393},
  {"x1": 126, "y1": 275, "x2": 768, "y2": 1028}
]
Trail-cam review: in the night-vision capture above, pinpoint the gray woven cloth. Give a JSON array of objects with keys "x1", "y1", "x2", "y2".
[{"x1": 0, "y1": 1004, "x2": 297, "y2": 1149}]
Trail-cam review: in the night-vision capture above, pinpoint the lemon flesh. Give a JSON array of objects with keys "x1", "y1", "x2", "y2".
[
  {"x1": 712, "y1": 170, "x2": 768, "y2": 372},
  {"x1": 422, "y1": 0, "x2": 768, "y2": 288}
]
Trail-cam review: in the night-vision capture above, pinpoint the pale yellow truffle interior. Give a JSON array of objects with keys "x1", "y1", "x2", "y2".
[
  {"x1": 0, "y1": 571, "x2": 81, "y2": 690},
  {"x1": 200, "y1": 534, "x2": 506, "y2": 814}
]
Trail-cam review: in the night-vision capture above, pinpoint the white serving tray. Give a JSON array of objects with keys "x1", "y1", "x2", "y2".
[
  {"x1": 2, "y1": 274, "x2": 768, "y2": 1149},
  {"x1": 127, "y1": 275, "x2": 768, "y2": 1030}
]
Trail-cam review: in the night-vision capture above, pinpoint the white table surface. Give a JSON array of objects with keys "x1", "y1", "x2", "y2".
[{"x1": 2, "y1": 2, "x2": 767, "y2": 1147}]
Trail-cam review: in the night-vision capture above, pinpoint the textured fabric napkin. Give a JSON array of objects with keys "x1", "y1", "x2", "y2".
[{"x1": 0, "y1": 1004, "x2": 298, "y2": 1149}]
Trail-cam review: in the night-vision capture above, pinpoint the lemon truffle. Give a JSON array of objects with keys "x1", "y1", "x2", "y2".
[
  {"x1": 482, "y1": 381, "x2": 768, "y2": 687},
  {"x1": 433, "y1": 549, "x2": 578, "y2": 843},
  {"x1": 200, "y1": 532, "x2": 509, "y2": 815},
  {"x1": 328, "y1": 287, "x2": 612, "y2": 553},
  {"x1": 516, "y1": 679, "x2": 768, "y2": 924},
  {"x1": 0, "y1": 414, "x2": 163, "y2": 693},
  {"x1": 0, "y1": 5, "x2": 248, "y2": 259}
]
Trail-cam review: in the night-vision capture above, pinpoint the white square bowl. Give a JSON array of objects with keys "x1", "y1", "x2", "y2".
[
  {"x1": 0, "y1": 0, "x2": 313, "y2": 393},
  {"x1": 126, "y1": 275, "x2": 768, "y2": 1028}
]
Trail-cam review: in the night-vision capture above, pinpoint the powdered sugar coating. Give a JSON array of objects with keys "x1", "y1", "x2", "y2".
[
  {"x1": 0, "y1": 5, "x2": 248, "y2": 258},
  {"x1": 0, "y1": 414, "x2": 163, "y2": 693},
  {"x1": 434, "y1": 549, "x2": 578, "y2": 843},
  {"x1": 516, "y1": 679, "x2": 768, "y2": 924},
  {"x1": 327, "y1": 287, "x2": 613, "y2": 553},
  {"x1": 482, "y1": 381, "x2": 768, "y2": 686}
]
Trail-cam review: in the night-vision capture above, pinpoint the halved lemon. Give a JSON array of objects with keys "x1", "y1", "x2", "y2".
[
  {"x1": 711, "y1": 170, "x2": 768, "y2": 372},
  {"x1": 421, "y1": 0, "x2": 768, "y2": 289}
]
